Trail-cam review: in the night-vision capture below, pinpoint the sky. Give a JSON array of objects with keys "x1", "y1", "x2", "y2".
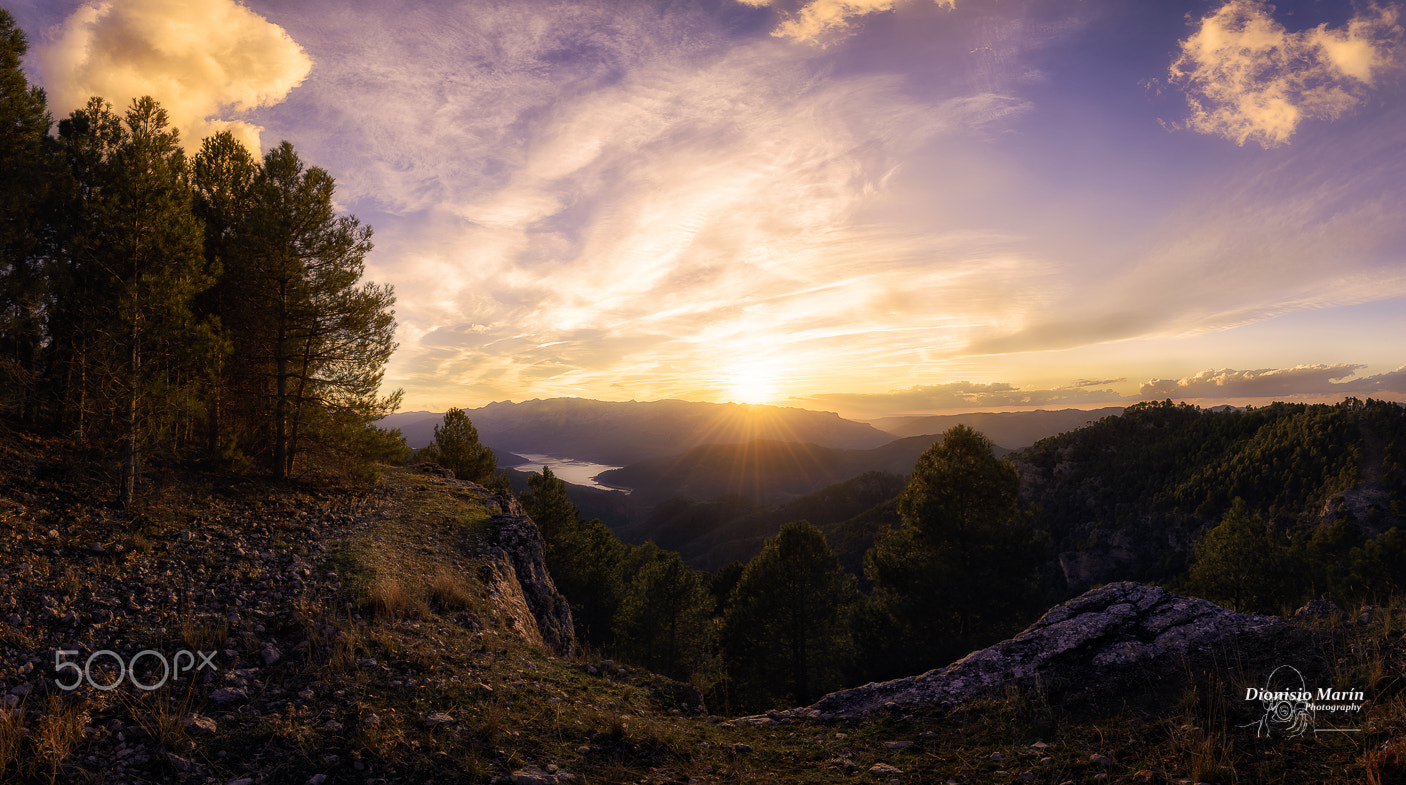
[{"x1": 7, "y1": 0, "x2": 1406, "y2": 419}]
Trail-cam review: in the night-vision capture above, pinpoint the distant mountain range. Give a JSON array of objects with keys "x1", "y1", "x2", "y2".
[
  {"x1": 379, "y1": 398, "x2": 894, "y2": 464},
  {"x1": 380, "y1": 398, "x2": 1126, "y2": 463},
  {"x1": 595, "y1": 433, "x2": 999, "y2": 506},
  {"x1": 868, "y1": 407, "x2": 1125, "y2": 448},
  {"x1": 379, "y1": 400, "x2": 1133, "y2": 531}
]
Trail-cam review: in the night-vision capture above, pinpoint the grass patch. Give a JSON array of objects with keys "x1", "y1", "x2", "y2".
[
  {"x1": 18, "y1": 695, "x2": 91, "y2": 784},
  {"x1": 368, "y1": 574, "x2": 430, "y2": 621},
  {"x1": 428, "y1": 567, "x2": 475, "y2": 611},
  {"x1": 180, "y1": 616, "x2": 230, "y2": 651}
]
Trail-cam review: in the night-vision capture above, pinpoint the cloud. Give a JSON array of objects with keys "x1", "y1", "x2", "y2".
[
  {"x1": 797, "y1": 365, "x2": 1406, "y2": 419},
  {"x1": 38, "y1": 0, "x2": 312, "y2": 151},
  {"x1": 1348, "y1": 366, "x2": 1406, "y2": 395},
  {"x1": 743, "y1": 0, "x2": 957, "y2": 44},
  {"x1": 318, "y1": 1, "x2": 1040, "y2": 406},
  {"x1": 1168, "y1": 0, "x2": 1403, "y2": 148},
  {"x1": 799, "y1": 381, "x2": 1130, "y2": 415},
  {"x1": 1136, "y1": 364, "x2": 1406, "y2": 399}
]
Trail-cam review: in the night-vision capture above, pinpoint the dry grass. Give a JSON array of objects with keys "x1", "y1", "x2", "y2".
[
  {"x1": 0, "y1": 703, "x2": 21, "y2": 780},
  {"x1": 58, "y1": 565, "x2": 82, "y2": 600},
  {"x1": 179, "y1": 616, "x2": 229, "y2": 651},
  {"x1": 30, "y1": 695, "x2": 90, "y2": 783},
  {"x1": 1365, "y1": 740, "x2": 1406, "y2": 785},
  {"x1": 120, "y1": 530, "x2": 154, "y2": 555},
  {"x1": 120, "y1": 678, "x2": 198, "y2": 753},
  {"x1": 429, "y1": 567, "x2": 474, "y2": 611},
  {"x1": 368, "y1": 575, "x2": 430, "y2": 621}
]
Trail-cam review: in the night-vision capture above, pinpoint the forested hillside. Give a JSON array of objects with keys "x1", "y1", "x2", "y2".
[
  {"x1": 580, "y1": 398, "x2": 1406, "y2": 620},
  {"x1": 633, "y1": 471, "x2": 907, "y2": 571},
  {"x1": 1017, "y1": 398, "x2": 1406, "y2": 600}
]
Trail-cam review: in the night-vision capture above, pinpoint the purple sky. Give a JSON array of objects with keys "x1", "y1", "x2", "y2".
[{"x1": 9, "y1": 0, "x2": 1406, "y2": 417}]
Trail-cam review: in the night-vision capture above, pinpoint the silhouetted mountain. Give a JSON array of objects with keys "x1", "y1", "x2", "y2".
[
  {"x1": 596, "y1": 433, "x2": 985, "y2": 507},
  {"x1": 869, "y1": 407, "x2": 1125, "y2": 449},
  {"x1": 379, "y1": 398, "x2": 893, "y2": 464}
]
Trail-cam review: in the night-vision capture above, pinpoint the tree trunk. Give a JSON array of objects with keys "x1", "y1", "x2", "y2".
[
  {"x1": 121, "y1": 320, "x2": 139, "y2": 507},
  {"x1": 273, "y1": 277, "x2": 289, "y2": 480},
  {"x1": 274, "y1": 349, "x2": 287, "y2": 480}
]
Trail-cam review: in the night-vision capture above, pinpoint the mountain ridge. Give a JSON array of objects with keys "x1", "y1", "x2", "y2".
[{"x1": 378, "y1": 397, "x2": 893, "y2": 463}]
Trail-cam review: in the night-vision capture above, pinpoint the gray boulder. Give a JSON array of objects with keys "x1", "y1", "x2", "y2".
[{"x1": 780, "y1": 582, "x2": 1286, "y2": 721}]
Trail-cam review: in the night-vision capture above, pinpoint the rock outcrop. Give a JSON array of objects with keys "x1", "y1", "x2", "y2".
[
  {"x1": 476, "y1": 490, "x2": 575, "y2": 658},
  {"x1": 780, "y1": 582, "x2": 1286, "y2": 721}
]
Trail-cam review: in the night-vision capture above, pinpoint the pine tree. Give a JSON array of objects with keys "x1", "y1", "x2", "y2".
[
  {"x1": 0, "y1": 9, "x2": 52, "y2": 418},
  {"x1": 49, "y1": 96, "x2": 215, "y2": 505},
  {"x1": 192, "y1": 131, "x2": 257, "y2": 456},
  {"x1": 227, "y1": 141, "x2": 398, "y2": 478},
  {"x1": 1185, "y1": 498, "x2": 1296, "y2": 613},
  {"x1": 522, "y1": 466, "x2": 626, "y2": 647},
  {"x1": 723, "y1": 520, "x2": 856, "y2": 708},
  {"x1": 48, "y1": 98, "x2": 127, "y2": 441},
  {"x1": 423, "y1": 407, "x2": 497, "y2": 483},
  {"x1": 613, "y1": 546, "x2": 712, "y2": 682},
  {"x1": 864, "y1": 425, "x2": 1046, "y2": 677},
  {"x1": 522, "y1": 466, "x2": 577, "y2": 539}
]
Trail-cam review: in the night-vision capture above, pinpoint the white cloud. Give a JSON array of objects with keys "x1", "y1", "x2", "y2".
[
  {"x1": 1168, "y1": 0, "x2": 1403, "y2": 148},
  {"x1": 1139, "y1": 364, "x2": 1373, "y2": 399},
  {"x1": 39, "y1": 0, "x2": 312, "y2": 151},
  {"x1": 758, "y1": 0, "x2": 958, "y2": 44}
]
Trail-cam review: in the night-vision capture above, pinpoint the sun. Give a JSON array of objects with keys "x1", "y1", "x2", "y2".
[{"x1": 726, "y1": 368, "x2": 780, "y2": 405}]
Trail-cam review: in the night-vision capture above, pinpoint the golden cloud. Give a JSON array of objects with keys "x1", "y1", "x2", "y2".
[
  {"x1": 761, "y1": 0, "x2": 957, "y2": 44},
  {"x1": 39, "y1": 0, "x2": 312, "y2": 151},
  {"x1": 1169, "y1": 0, "x2": 1402, "y2": 148}
]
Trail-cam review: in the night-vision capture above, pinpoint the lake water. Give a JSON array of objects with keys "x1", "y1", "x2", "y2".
[{"x1": 505, "y1": 454, "x2": 625, "y2": 492}]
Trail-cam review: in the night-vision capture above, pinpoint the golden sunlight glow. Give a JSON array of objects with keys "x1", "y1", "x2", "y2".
[{"x1": 726, "y1": 367, "x2": 781, "y2": 405}]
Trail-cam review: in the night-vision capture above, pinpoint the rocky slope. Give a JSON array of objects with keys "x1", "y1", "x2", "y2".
[{"x1": 0, "y1": 430, "x2": 594, "y2": 783}]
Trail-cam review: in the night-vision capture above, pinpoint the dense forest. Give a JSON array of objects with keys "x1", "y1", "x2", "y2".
[
  {"x1": 1020, "y1": 398, "x2": 1406, "y2": 606},
  {"x1": 0, "y1": 10, "x2": 406, "y2": 501}
]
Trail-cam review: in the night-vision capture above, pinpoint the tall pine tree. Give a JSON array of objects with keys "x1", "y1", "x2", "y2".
[
  {"x1": 228, "y1": 141, "x2": 398, "y2": 478},
  {"x1": 863, "y1": 425, "x2": 1047, "y2": 677},
  {"x1": 192, "y1": 130, "x2": 257, "y2": 457},
  {"x1": 522, "y1": 466, "x2": 627, "y2": 647},
  {"x1": 0, "y1": 9, "x2": 52, "y2": 418},
  {"x1": 50, "y1": 96, "x2": 215, "y2": 505},
  {"x1": 723, "y1": 520, "x2": 857, "y2": 709}
]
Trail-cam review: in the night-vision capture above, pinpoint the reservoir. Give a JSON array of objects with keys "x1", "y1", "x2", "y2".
[{"x1": 505, "y1": 453, "x2": 625, "y2": 491}]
